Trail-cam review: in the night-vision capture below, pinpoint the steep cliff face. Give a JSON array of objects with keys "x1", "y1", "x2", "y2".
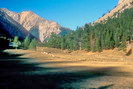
[
  {"x1": 0, "y1": 9, "x2": 34, "y2": 40},
  {"x1": 1, "y1": 8, "x2": 71, "y2": 42},
  {"x1": 96, "y1": 0, "x2": 133, "y2": 23}
]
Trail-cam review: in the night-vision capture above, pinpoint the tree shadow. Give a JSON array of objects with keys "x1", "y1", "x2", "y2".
[
  {"x1": 97, "y1": 84, "x2": 114, "y2": 89},
  {"x1": 0, "y1": 52, "x2": 25, "y2": 59},
  {"x1": 90, "y1": 84, "x2": 114, "y2": 89},
  {"x1": 0, "y1": 51, "x2": 131, "y2": 89}
]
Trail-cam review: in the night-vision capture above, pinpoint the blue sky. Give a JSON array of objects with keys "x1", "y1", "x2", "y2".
[{"x1": 1, "y1": 0, "x2": 118, "y2": 30}]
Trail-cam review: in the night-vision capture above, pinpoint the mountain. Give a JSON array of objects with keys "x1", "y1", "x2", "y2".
[
  {"x1": 96, "y1": 0, "x2": 133, "y2": 23},
  {"x1": 0, "y1": 8, "x2": 71, "y2": 42},
  {"x1": 0, "y1": 9, "x2": 34, "y2": 40}
]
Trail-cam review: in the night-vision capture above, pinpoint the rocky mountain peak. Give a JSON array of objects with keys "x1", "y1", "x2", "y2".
[
  {"x1": 0, "y1": 8, "x2": 71, "y2": 42},
  {"x1": 95, "y1": 0, "x2": 133, "y2": 23},
  {"x1": 118, "y1": 0, "x2": 132, "y2": 5},
  {"x1": 0, "y1": 9, "x2": 35, "y2": 40},
  {"x1": 118, "y1": 0, "x2": 125, "y2": 4},
  {"x1": 21, "y1": 11, "x2": 34, "y2": 14}
]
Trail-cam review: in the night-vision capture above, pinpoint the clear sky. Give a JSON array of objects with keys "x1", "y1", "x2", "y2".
[{"x1": 1, "y1": 0, "x2": 118, "y2": 30}]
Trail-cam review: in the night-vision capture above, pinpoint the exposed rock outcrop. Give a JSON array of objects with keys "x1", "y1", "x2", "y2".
[
  {"x1": 0, "y1": 9, "x2": 34, "y2": 40},
  {"x1": 96, "y1": 0, "x2": 133, "y2": 23}
]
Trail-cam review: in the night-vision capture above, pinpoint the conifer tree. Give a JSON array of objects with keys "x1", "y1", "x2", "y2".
[
  {"x1": 29, "y1": 39, "x2": 37, "y2": 50},
  {"x1": 13, "y1": 36, "x2": 19, "y2": 43},
  {"x1": 23, "y1": 36, "x2": 30, "y2": 49},
  {"x1": 13, "y1": 36, "x2": 21, "y2": 48}
]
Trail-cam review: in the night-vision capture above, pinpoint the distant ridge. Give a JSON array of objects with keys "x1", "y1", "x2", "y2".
[
  {"x1": 0, "y1": 8, "x2": 71, "y2": 42},
  {"x1": 0, "y1": 9, "x2": 35, "y2": 40}
]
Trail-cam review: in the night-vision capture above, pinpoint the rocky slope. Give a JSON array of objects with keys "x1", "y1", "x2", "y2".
[
  {"x1": 96, "y1": 0, "x2": 133, "y2": 23},
  {"x1": 0, "y1": 8, "x2": 71, "y2": 42},
  {"x1": 0, "y1": 9, "x2": 34, "y2": 40}
]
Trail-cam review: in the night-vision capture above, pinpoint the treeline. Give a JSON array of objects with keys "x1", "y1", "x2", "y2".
[
  {"x1": 11, "y1": 36, "x2": 37, "y2": 50},
  {"x1": 44, "y1": 7, "x2": 133, "y2": 52}
]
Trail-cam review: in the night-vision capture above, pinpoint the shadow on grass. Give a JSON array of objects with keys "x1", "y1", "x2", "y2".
[
  {"x1": 0, "y1": 51, "x2": 25, "y2": 59},
  {"x1": 90, "y1": 84, "x2": 114, "y2": 89},
  {"x1": 97, "y1": 84, "x2": 114, "y2": 89},
  {"x1": 0, "y1": 51, "x2": 131, "y2": 89}
]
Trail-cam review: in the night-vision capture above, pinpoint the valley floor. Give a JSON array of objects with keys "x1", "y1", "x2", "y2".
[{"x1": 1, "y1": 48, "x2": 133, "y2": 89}]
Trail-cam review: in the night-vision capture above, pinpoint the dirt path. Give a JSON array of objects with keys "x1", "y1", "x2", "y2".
[{"x1": 1, "y1": 49, "x2": 133, "y2": 89}]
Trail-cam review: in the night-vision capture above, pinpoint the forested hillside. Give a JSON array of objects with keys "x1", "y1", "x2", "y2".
[{"x1": 44, "y1": 7, "x2": 133, "y2": 52}]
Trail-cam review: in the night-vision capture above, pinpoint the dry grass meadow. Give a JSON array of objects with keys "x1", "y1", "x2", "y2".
[{"x1": 3, "y1": 47, "x2": 133, "y2": 89}]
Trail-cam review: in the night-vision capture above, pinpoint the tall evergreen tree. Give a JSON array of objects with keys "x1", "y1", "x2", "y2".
[
  {"x1": 29, "y1": 39, "x2": 37, "y2": 50},
  {"x1": 13, "y1": 36, "x2": 21, "y2": 48},
  {"x1": 23, "y1": 36, "x2": 30, "y2": 49},
  {"x1": 13, "y1": 36, "x2": 19, "y2": 43}
]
